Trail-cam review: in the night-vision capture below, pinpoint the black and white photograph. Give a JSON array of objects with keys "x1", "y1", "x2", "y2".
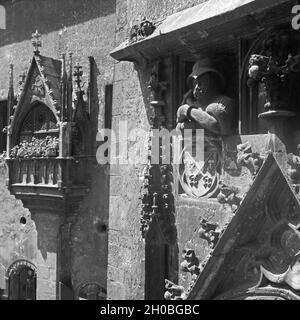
[{"x1": 0, "y1": 0, "x2": 299, "y2": 307}]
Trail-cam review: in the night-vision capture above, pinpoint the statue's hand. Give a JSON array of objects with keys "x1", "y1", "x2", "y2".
[{"x1": 177, "y1": 104, "x2": 190, "y2": 123}]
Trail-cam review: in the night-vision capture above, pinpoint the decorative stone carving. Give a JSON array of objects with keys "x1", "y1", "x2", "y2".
[
  {"x1": 176, "y1": 58, "x2": 235, "y2": 199},
  {"x1": 217, "y1": 183, "x2": 242, "y2": 212},
  {"x1": 140, "y1": 158, "x2": 155, "y2": 238},
  {"x1": 31, "y1": 29, "x2": 42, "y2": 55},
  {"x1": 140, "y1": 59, "x2": 175, "y2": 243},
  {"x1": 164, "y1": 279, "x2": 187, "y2": 300},
  {"x1": 180, "y1": 249, "x2": 201, "y2": 292},
  {"x1": 198, "y1": 219, "x2": 221, "y2": 249},
  {"x1": 180, "y1": 249, "x2": 201, "y2": 279},
  {"x1": 148, "y1": 61, "x2": 167, "y2": 128},
  {"x1": 237, "y1": 141, "x2": 265, "y2": 178},
  {"x1": 187, "y1": 154, "x2": 300, "y2": 300},
  {"x1": 248, "y1": 30, "x2": 300, "y2": 114},
  {"x1": 258, "y1": 260, "x2": 300, "y2": 291},
  {"x1": 5, "y1": 32, "x2": 93, "y2": 208},
  {"x1": 179, "y1": 136, "x2": 222, "y2": 199},
  {"x1": 31, "y1": 75, "x2": 45, "y2": 98},
  {"x1": 74, "y1": 62, "x2": 84, "y2": 92},
  {"x1": 129, "y1": 17, "x2": 156, "y2": 43},
  {"x1": 287, "y1": 151, "x2": 300, "y2": 195},
  {"x1": 17, "y1": 71, "x2": 27, "y2": 102}
]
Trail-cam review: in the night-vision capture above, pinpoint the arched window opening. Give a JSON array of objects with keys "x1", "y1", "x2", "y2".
[
  {"x1": 18, "y1": 103, "x2": 58, "y2": 143},
  {"x1": 10, "y1": 104, "x2": 59, "y2": 158},
  {"x1": 78, "y1": 283, "x2": 107, "y2": 300},
  {"x1": 7, "y1": 261, "x2": 37, "y2": 300}
]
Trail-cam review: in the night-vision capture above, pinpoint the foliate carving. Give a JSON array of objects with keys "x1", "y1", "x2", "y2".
[
  {"x1": 237, "y1": 142, "x2": 265, "y2": 178},
  {"x1": 180, "y1": 249, "x2": 201, "y2": 291},
  {"x1": 159, "y1": 164, "x2": 176, "y2": 243},
  {"x1": 148, "y1": 61, "x2": 167, "y2": 128},
  {"x1": 198, "y1": 219, "x2": 221, "y2": 249},
  {"x1": 248, "y1": 30, "x2": 300, "y2": 112},
  {"x1": 287, "y1": 151, "x2": 300, "y2": 195},
  {"x1": 180, "y1": 249, "x2": 200, "y2": 278},
  {"x1": 140, "y1": 181, "x2": 155, "y2": 237},
  {"x1": 140, "y1": 132, "x2": 155, "y2": 238},
  {"x1": 164, "y1": 279, "x2": 187, "y2": 300},
  {"x1": 129, "y1": 17, "x2": 156, "y2": 43},
  {"x1": 17, "y1": 71, "x2": 27, "y2": 102},
  {"x1": 217, "y1": 183, "x2": 242, "y2": 212}
]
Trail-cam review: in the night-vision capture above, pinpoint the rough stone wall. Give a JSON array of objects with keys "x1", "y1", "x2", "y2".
[
  {"x1": 108, "y1": 0, "x2": 210, "y2": 300},
  {"x1": 0, "y1": 0, "x2": 116, "y2": 299},
  {"x1": 0, "y1": 161, "x2": 59, "y2": 299}
]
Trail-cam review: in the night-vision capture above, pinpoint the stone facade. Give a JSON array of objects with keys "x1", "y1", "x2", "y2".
[
  {"x1": 0, "y1": 0, "x2": 116, "y2": 299},
  {"x1": 0, "y1": 0, "x2": 300, "y2": 301}
]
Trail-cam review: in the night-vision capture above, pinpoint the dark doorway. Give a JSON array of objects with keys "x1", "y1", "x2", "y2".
[{"x1": 8, "y1": 262, "x2": 37, "y2": 300}]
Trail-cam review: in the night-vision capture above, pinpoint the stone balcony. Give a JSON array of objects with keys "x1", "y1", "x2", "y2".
[{"x1": 6, "y1": 156, "x2": 91, "y2": 207}]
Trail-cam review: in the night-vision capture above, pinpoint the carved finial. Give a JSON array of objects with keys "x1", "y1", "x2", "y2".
[
  {"x1": 31, "y1": 30, "x2": 42, "y2": 55},
  {"x1": 74, "y1": 62, "x2": 83, "y2": 91}
]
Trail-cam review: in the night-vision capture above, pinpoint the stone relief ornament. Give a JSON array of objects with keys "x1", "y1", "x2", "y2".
[
  {"x1": 164, "y1": 279, "x2": 187, "y2": 300},
  {"x1": 180, "y1": 249, "x2": 201, "y2": 280},
  {"x1": 179, "y1": 135, "x2": 222, "y2": 199},
  {"x1": 31, "y1": 75, "x2": 45, "y2": 98},
  {"x1": 180, "y1": 249, "x2": 201, "y2": 293},
  {"x1": 258, "y1": 260, "x2": 300, "y2": 291},
  {"x1": 287, "y1": 150, "x2": 300, "y2": 195},
  {"x1": 198, "y1": 219, "x2": 221, "y2": 249},
  {"x1": 217, "y1": 183, "x2": 242, "y2": 212},
  {"x1": 129, "y1": 17, "x2": 156, "y2": 43},
  {"x1": 237, "y1": 141, "x2": 265, "y2": 178},
  {"x1": 140, "y1": 61, "x2": 175, "y2": 243}
]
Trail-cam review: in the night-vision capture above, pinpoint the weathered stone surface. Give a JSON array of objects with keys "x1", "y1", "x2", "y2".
[{"x1": 0, "y1": 0, "x2": 116, "y2": 299}]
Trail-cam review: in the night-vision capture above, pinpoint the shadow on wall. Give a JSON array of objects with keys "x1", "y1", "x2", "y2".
[
  {"x1": 68, "y1": 57, "x2": 110, "y2": 296},
  {"x1": 0, "y1": 0, "x2": 116, "y2": 47}
]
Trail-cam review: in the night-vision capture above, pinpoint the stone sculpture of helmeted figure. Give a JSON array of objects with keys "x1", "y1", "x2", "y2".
[{"x1": 176, "y1": 58, "x2": 235, "y2": 198}]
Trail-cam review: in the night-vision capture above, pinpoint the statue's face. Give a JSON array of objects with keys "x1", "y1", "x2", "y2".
[{"x1": 192, "y1": 73, "x2": 210, "y2": 101}]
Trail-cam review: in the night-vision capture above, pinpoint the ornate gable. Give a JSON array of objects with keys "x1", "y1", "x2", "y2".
[
  {"x1": 188, "y1": 153, "x2": 300, "y2": 300},
  {"x1": 10, "y1": 55, "x2": 62, "y2": 141}
]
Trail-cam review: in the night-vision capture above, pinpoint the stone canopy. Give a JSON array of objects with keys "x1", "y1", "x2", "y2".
[{"x1": 111, "y1": 0, "x2": 291, "y2": 63}]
